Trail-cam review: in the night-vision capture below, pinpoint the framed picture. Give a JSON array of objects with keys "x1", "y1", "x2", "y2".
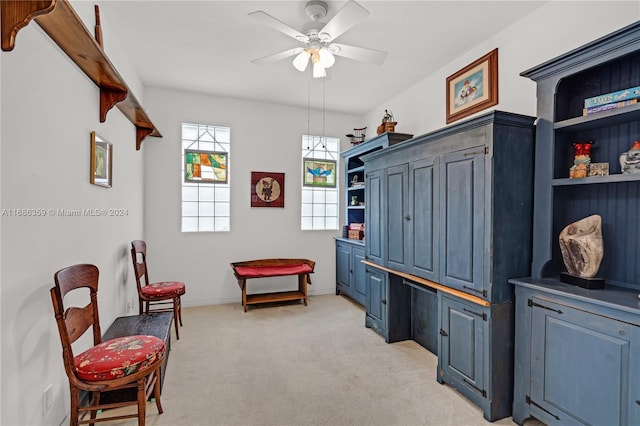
[
  {"x1": 90, "y1": 131, "x2": 112, "y2": 188},
  {"x1": 446, "y1": 48, "x2": 498, "y2": 124},
  {"x1": 588, "y1": 162, "x2": 610, "y2": 177},
  {"x1": 251, "y1": 171, "x2": 284, "y2": 208},
  {"x1": 303, "y1": 159, "x2": 337, "y2": 187},
  {"x1": 184, "y1": 149, "x2": 227, "y2": 184}
]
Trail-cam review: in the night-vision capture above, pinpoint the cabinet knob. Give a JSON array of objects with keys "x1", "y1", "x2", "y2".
[
  {"x1": 404, "y1": 215, "x2": 411, "y2": 221},
  {"x1": 381, "y1": 299, "x2": 387, "y2": 305}
]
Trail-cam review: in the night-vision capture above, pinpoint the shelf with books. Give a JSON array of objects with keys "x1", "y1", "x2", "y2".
[{"x1": 554, "y1": 102, "x2": 640, "y2": 133}]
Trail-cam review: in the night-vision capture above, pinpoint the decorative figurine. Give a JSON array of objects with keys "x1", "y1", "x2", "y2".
[
  {"x1": 377, "y1": 109, "x2": 397, "y2": 135},
  {"x1": 619, "y1": 140, "x2": 640, "y2": 174},
  {"x1": 569, "y1": 140, "x2": 594, "y2": 178}
]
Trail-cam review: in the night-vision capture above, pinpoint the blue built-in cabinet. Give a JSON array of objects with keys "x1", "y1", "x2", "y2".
[
  {"x1": 511, "y1": 22, "x2": 640, "y2": 426},
  {"x1": 335, "y1": 239, "x2": 366, "y2": 305},
  {"x1": 335, "y1": 132, "x2": 413, "y2": 306},
  {"x1": 360, "y1": 110, "x2": 536, "y2": 421}
]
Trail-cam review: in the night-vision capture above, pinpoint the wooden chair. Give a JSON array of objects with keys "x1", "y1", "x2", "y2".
[
  {"x1": 51, "y1": 264, "x2": 165, "y2": 426},
  {"x1": 130, "y1": 240, "x2": 185, "y2": 339}
]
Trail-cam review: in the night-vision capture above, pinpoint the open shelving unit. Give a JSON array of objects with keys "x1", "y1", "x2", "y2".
[
  {"x1": 1, "y1": 0, "x2": 161, "y2": 150},
  {"x1": 511, "y1": 22, "x2": 640, "y2": 426},
  {"x1": 522, "y1": 25, "x2": 640, "y2": 285},
  {"x1": 341, "y1": 132, "x2": 413, "y2": 232}
]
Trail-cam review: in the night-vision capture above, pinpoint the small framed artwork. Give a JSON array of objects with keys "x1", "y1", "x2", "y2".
[
  {"x1": 588, "y1": 162, "x2": 610, "y2": 176},
  {"x1": 303, "y1": 159, "x2": 337, "y2": 187},
  {"x1": 251, "y1": 171, "x2": 285, "y2": 208},
  {"x1": 184, "y1": 149, "x2": 228, "y2": 184},
  {"x1": 90, "y1": 131, "x2": 112, "y2": 188},
  {"x1": 446, "y1": 48, "x2": 498, "y2": 124}
]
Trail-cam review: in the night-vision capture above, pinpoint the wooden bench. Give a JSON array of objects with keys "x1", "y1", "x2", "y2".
[
  {"x1": 230, "y1": 258, "x2": 315, "y2": 312},
  {"x1": 100, "y1": 312, "x2": 173, "y2": 402}
]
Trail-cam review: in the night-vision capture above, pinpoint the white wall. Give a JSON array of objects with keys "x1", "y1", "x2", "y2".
[
  {"x1": 364, "y1": 2, "x2": 640, "y2": 136},
  {"x1": 142, "y1": 87, "x2": 360, "y2": 306},
  {"x1": 1, "y1": 1, "x2": 638, "y2": 425},
  {"x1": 0, "y1": 2, "x2": 146, "y2": 425}
]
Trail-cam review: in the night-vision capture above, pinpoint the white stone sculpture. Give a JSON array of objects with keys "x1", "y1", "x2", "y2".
[{"x1": 559, "y1": 214, "x2": 603, "y2": 278}]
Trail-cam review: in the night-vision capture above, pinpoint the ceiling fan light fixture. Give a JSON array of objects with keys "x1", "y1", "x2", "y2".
[
  {"x1": 318, "y1": 47, "x2": 335, "y2": 68},
  {"x1": 293, "y1": 50, "x2": 311, "y2": 72},
  {"x1": 313, "y1": 61, "x2": 326, "y2": 78}
]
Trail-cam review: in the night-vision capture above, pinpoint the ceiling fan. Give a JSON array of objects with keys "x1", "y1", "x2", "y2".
[{"x1": 249, "y1": 0, "x2": 387, "y2": 78}]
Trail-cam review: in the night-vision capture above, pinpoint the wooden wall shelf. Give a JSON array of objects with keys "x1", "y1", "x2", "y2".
[{"x1": 1, "y1": 0, "x2": 161, "y2": 150}]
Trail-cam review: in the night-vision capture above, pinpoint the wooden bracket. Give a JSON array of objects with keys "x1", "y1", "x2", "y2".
[
  {"x1": 100, "y1": 87, "x2": 128, "y2": 123},
  {"x1": 136, "y1": 128, "x2": 155, "y2": 151},
  {"x1": 1, "y1": 0, "x2": 56, "y2": 51}
]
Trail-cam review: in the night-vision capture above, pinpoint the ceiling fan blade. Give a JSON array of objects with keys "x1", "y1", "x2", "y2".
[
  {"x1": 248, "y1": 10, "x2": 309, "y2": 43},
  {"x1": 329, "y1": 43, "x2": 387, "y2": 65},
  {"x1": 251, "y1": 47, "x2": 304, "y2": 65},
  {"x1": 319, "y1": 0, "x2": 369, "y2": 42}
]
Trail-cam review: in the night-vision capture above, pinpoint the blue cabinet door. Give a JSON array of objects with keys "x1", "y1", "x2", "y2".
[
  {"x1": 386, "y1": 164, "x2": 409, "y2": 271},
  {"x1": 352, "y1": 246, "x2": 366, "y2": 306},
  {"x1": 438, "y1": 295, "x2": 485, "y2": 398},
  {"x1": 530, "y1": 297, "x2": 640, "y2": 426},
  {"x1": 439, "y1": 147, "x2": 485, "y2": 296},
  {"x1": 365, "y1": 266, "x2": 387, "y2": 338},
  {"x1": 336, "y1": 241, "x2": 351, "y2": 296},
  {"x1": 365, "y1": 169, "x2": 384, "y2": 264},
  {"x1": 408, "y1": 157, "x2": 439, "y2": 281}
]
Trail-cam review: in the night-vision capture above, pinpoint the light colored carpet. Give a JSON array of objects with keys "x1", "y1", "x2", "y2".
[{"x1": 99, "y1": 294, "x2": 536, "y2": 426}]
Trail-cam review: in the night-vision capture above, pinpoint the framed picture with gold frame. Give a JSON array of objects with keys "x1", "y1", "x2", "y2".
[
  {"x1": 446, "y1": 48, "x2": 498, "y2": 124},
  {"x1": 90, "y1": 131, "x2": 112, "y2": 188}
]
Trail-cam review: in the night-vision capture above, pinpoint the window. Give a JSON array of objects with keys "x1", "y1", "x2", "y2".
[
  {"x1": 181, "y1": 123, "x2": 230, "y2": 232},
  {"x1": 301, "y1": 135, "x2": 339, "y2": 230}
]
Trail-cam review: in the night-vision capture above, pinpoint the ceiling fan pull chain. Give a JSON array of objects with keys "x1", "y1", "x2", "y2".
[
  {"x1": 321, "y1": 77, "x2": 326, "y2": 149},
  {"x1": 307, "y1": 74, "x2": 311, "y2": 150}
]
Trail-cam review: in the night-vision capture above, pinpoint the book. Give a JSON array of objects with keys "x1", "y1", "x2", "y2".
[
  {"x1": 582, "y1": 99, "x2": 637, "y2": 116},
  {"x1": 584, "y1": 85, "x2": 640, "y2": 108}
]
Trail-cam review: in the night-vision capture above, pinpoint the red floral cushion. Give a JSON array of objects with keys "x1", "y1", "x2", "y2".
[
  {"x1": 234, "y1": 264, "x2": 312, "y2": 278},
  {"x1": 141, "y1": 281, "x2": 186, "y2": 298},
  {"x1": 74, "y1": 335, "x2": 165, "y2": 381}
]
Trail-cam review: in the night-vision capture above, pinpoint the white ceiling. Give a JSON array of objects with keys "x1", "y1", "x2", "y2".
[{"x1": 99, "y1": 1, "x2": 546, "y2": 115}]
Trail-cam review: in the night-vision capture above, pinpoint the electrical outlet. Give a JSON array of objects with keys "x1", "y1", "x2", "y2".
[{"x1": 43, "y1": 384, "x2": 53, "y2": 414}]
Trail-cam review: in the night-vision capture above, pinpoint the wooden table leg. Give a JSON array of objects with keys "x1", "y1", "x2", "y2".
[
  {"x1": 241, "y1": 279, "x2": 247, "y2": 312},
  {"x1": 299, "y1": 273, "x2": 308, "y2": 306}
]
